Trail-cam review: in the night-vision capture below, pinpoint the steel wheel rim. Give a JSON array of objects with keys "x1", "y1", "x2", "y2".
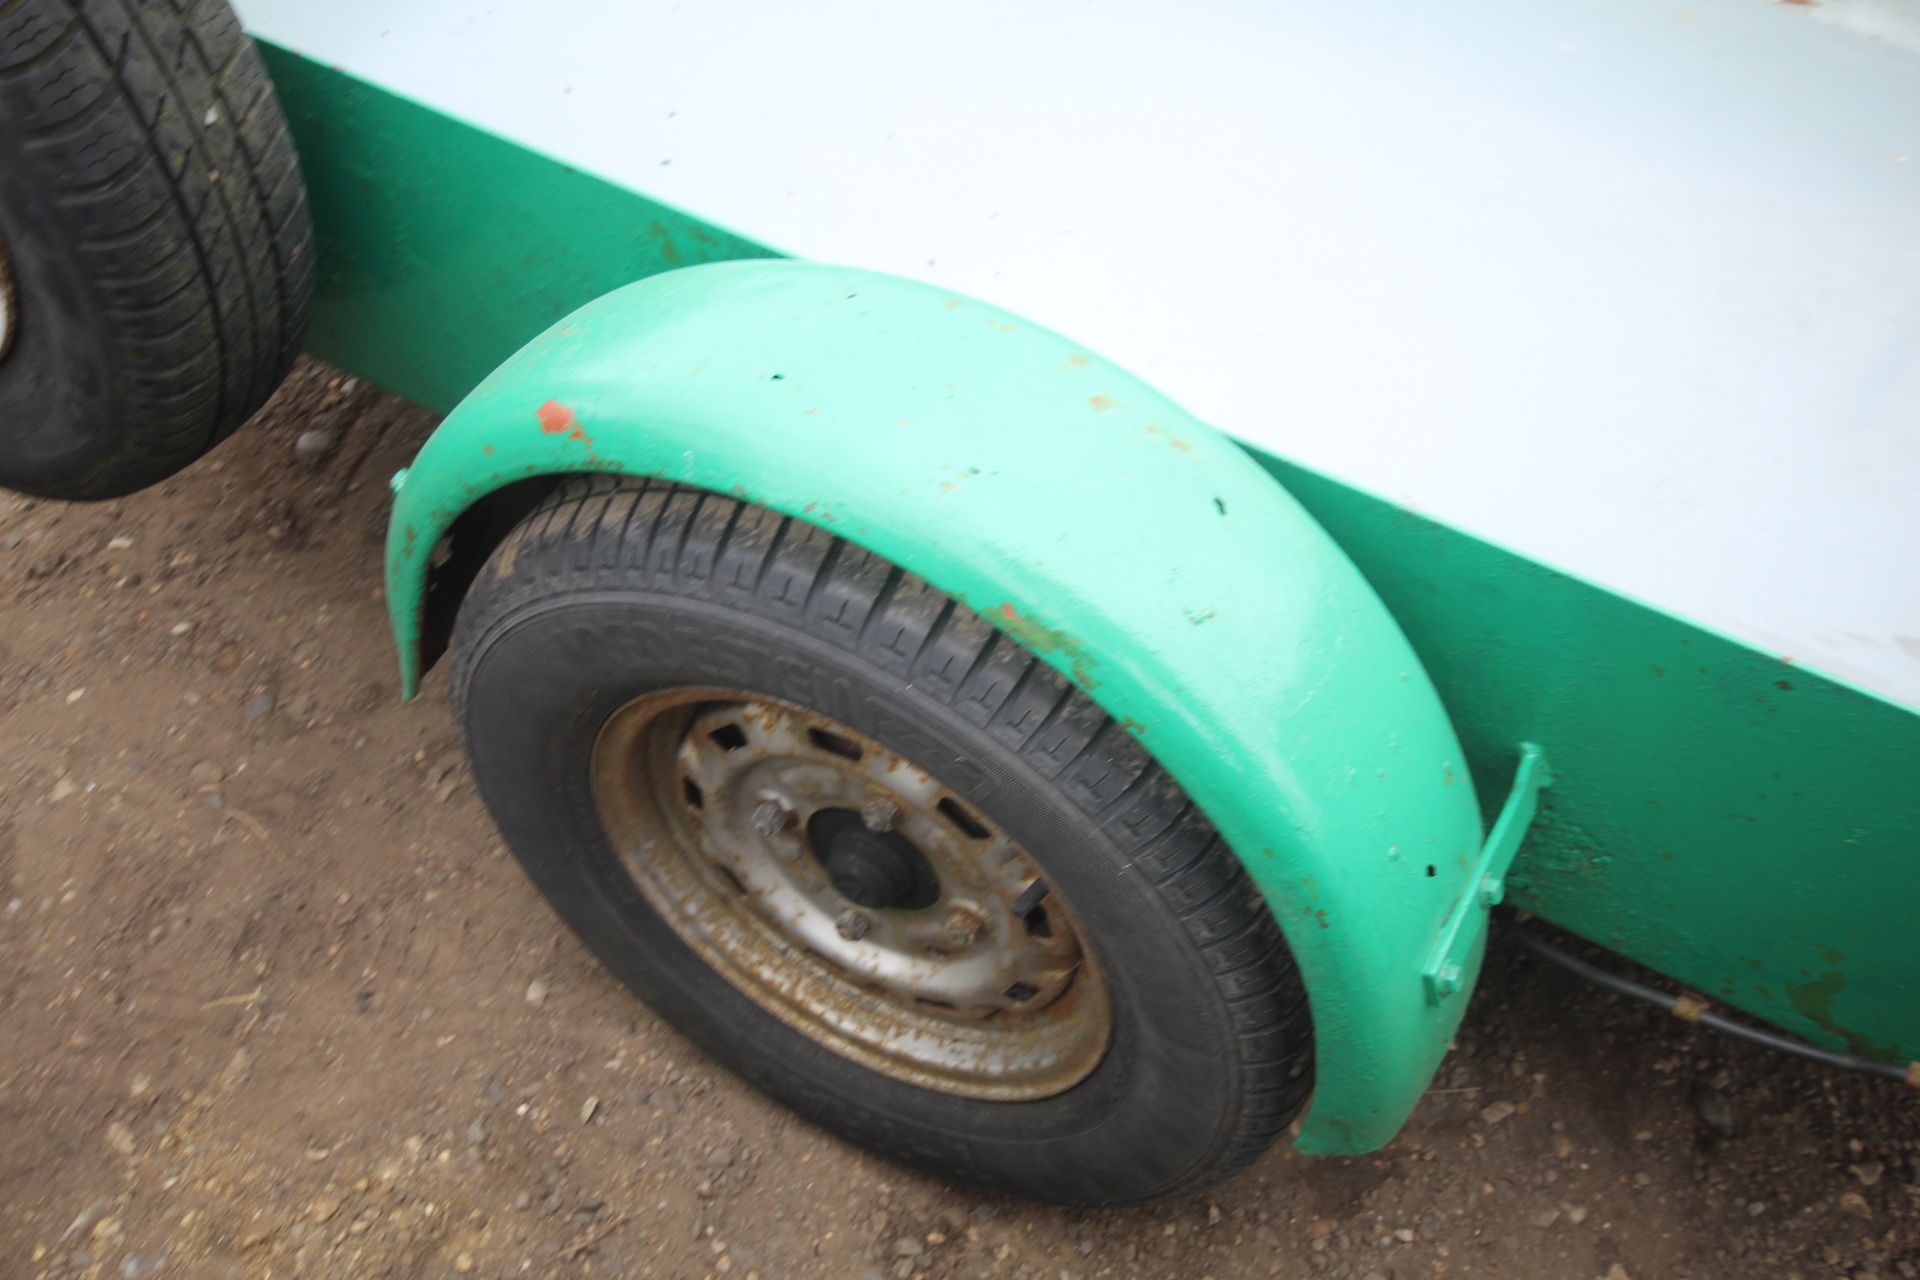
[
  {"x1": 0, "y1": 230, "x2": 15, "y2": 365},
  {"x1": 590, "y1": 688, "x2": 1112, "y2": 1100}
]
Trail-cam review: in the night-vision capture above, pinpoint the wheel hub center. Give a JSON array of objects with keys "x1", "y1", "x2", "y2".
[{"x1": 809, "y1": 808, "x2": 935, "y2": 909}]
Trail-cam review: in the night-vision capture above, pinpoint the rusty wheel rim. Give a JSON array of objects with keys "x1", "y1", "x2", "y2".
[
  {"x1": 590, "y1": 689, "x2": 1112, "y2": 1100},
  {"x1": 0, "y1": 230, "x2": 15, "y2": 365}
]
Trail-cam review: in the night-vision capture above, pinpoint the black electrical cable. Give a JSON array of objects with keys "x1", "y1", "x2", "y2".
[{"x1": 1506, "y1": 920, "x2": 1916, "y2": 1088}]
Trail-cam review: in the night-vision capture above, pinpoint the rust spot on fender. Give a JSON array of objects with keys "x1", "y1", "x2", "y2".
[
  {"x1": 1088, "y1": 395, "x2": 1116, "y2": 412},
  {"x1": 1144, "y1": 424, "x2": 1194, "y2": 452},
  {"x1": 536, "y1": 399, "x2": 594, "y2": 447},
  {"x1": 997, "y1": 602, "x2": 1100, "y2": 691}
]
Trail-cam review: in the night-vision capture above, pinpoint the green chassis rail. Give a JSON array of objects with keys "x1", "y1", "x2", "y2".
[{"x1": 258, "y1": 43, "x2": 1920, "y2": 1153}]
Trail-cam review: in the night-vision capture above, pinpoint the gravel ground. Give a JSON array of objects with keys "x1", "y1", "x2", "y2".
[{"x1": 1, "y1": 361, "x2": 1915, "y2": 1280}]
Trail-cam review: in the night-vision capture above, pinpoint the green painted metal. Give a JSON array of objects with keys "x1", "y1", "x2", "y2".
[
  {"x1": 254, "y1": 41, "x2": 775, "y2": 415},
  {"x1": 252, "y1": 43, "x2": 1920, "y2": 1128},
  {"x1": 1423, "y1": 743, "x2": 1552, "y2": 1004},
  {"x1": 1259, "y1": 459, "x2": 1920, "y2": 1067},
  {"x1": 384, "y1": 260, "x2": 1488, "y2": 1155}
]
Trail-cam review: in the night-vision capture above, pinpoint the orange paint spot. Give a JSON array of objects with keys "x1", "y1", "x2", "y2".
[
  {"x1": 536, "y1": 399, "x2": 593, "y2": 446},
  {"x1": 1065, "y1": 354, "x2": 1091, "y2": 368},
  {"x1": 1088, "y1": 395, "x2": 1116, "y2": 412}
]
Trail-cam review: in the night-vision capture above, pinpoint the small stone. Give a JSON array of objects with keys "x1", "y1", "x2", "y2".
[
  {"x1": 309, "y1": 1195, "x2": 339, "y2": 1223},
  {"x1": 129, "y1": 1074, "x2": 151, "y2": 1098},
  {"x1": 1361, "y1": 1272, "x2": 1393, "y2": 1280},
  {"x1": 1851, "y1": 1162, "x2": 1885, "y2": 1187},
  {"x1": 1691, "y1": 1086, "x2": 1736, "y2": 1137},
  {"x1": 1393, "y1": 1227, "x2": 1416, "y2": 1243},
  {"x1": 1604, "y1": 1266, "x2": 1633, "y2": 1280},
  {"x1": 1839, "y1": 1191, "x2": 1872, "y2": 1217},
  {"x1": 454, "y1": 1253, "x2": 474, "y2": 1273},
  {"x1": 242, "y1": 691, "x2": 274, "y2": 719},
  {"x1": 1632, "y1": 1172, "x2": 1652, "y2": 1187},
  {"x1": 579, "y1": 1096, "x2": 599, "y2": 1125},
  {"x1": 189, "y1": 762, "x2": 224, "y2": 790},
  {"x1": 1565, "y1": 1205, "x2": 1589, "y2": 1225},
  {"x1": 169, "y1": 622, "x2": 193, "y2": 637},
  {"x1": 105, "y1": 1121, "x2": 135, "y2": 1156},
  {"x1": 1479, "y1": 1100, "x2": 1516, "y2": 1126},
  {"x1": 466, "y1": 1120, "x2": 486, "y2": 1147},
  {"x1": 706, "y1": 1148, "x2": 736, "y2": 1170},
  {"x1": 66, "y1": 688, "x2": 87, "y2": 704},
  {"x1": 1746, "y1": 1200, "x2": 1767, "y2": 1217},
  {"x1": 893, "y1": 1237, "x2": 924, "y2": 1258},
  {"x1": 1208, "y1": 1204, "x2": 1222, "y2": 1226},
  {"x1": 107, "y1": 537, "x2": 134, "y2": 551},
  {"x1": 293, "y1": 429, "x2": 337, "y2": 464},
  {"x1": 512, "y1": 1192, "x2": 531, "y2": 1211},
  {"x1": 1553, "y1": 1133, "x2": 1574, "y2": 1159},
  {"x1": 49, "y1": 776, "x2": 78, "y2": 803},
  {"x1": 525, "y1": 979, "x2": 548, "y2": 1007},
  {"x1": 1529, "y1": 1208, "x2": 1560, "y2": 1229}
]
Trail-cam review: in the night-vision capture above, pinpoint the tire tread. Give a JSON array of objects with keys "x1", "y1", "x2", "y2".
[
  {"x1": 0, "y1": 0, "x2": 311, "y2": 498},
  {"x1": 450, "y1": 478, "x2": 1315, "y2": 1200}
]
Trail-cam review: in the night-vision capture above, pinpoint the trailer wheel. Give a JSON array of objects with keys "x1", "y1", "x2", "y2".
[
  {"x1": 0, "y1": 0, "x2": 312, "y2": 500},
  {"x1": 449, "y1": 478, "x2": 1314, "y2": 1205}
]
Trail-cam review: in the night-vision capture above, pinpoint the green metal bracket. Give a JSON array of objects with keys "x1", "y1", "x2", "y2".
[{"x1": 1424, "y1": 742, "x2": 1553, "y2": 1003}]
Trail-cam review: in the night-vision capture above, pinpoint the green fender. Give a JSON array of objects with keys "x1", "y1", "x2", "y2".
[{"x1": 385, "y1": 260, "x2": 1485, "y2": 1154}]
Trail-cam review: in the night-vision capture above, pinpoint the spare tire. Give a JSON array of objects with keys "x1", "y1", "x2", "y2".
[{"x1": 0, "y1": 0, "x2": 312, "y2": 500}]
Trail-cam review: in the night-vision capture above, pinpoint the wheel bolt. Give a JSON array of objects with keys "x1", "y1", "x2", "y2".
[
  {"x1": 749, "y1": 798, "x2": 792, "y2": 838},
  {"x1": 835, "y1": 908, "x2": 871, "y2": 942},
  {"x1": 940, "y1": 906, "x2": 984, "y2": 951},
  {"x1": 860, "y1": 796, "x2": 900, "y2": 833}
]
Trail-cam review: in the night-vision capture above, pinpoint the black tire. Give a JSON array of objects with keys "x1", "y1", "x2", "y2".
[
  {"x1": 450, "y1": 477, "x2": 1314, "y2": 1205},
  {"x1": 0, "y1": 0, "x2": 312, "y2": 500}
]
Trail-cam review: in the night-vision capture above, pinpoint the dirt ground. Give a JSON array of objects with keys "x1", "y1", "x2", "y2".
[{"x1": 1, "y1": 360, "x2": 1914, "y2": 1280}]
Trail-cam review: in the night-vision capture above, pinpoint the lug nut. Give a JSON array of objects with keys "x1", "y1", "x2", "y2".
[
  {"x1": 940, "y1": 906, "x2": 985, "y2": 951},
  {"x1": 835, "y1": 908, "x2": 872, "y2": 942},
  {"x1": 749, "y1": 798, "x2": 792, "y2": 838},
  {"x1": 860, "y1": 796, "x2": 900, "y2": 833}
]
